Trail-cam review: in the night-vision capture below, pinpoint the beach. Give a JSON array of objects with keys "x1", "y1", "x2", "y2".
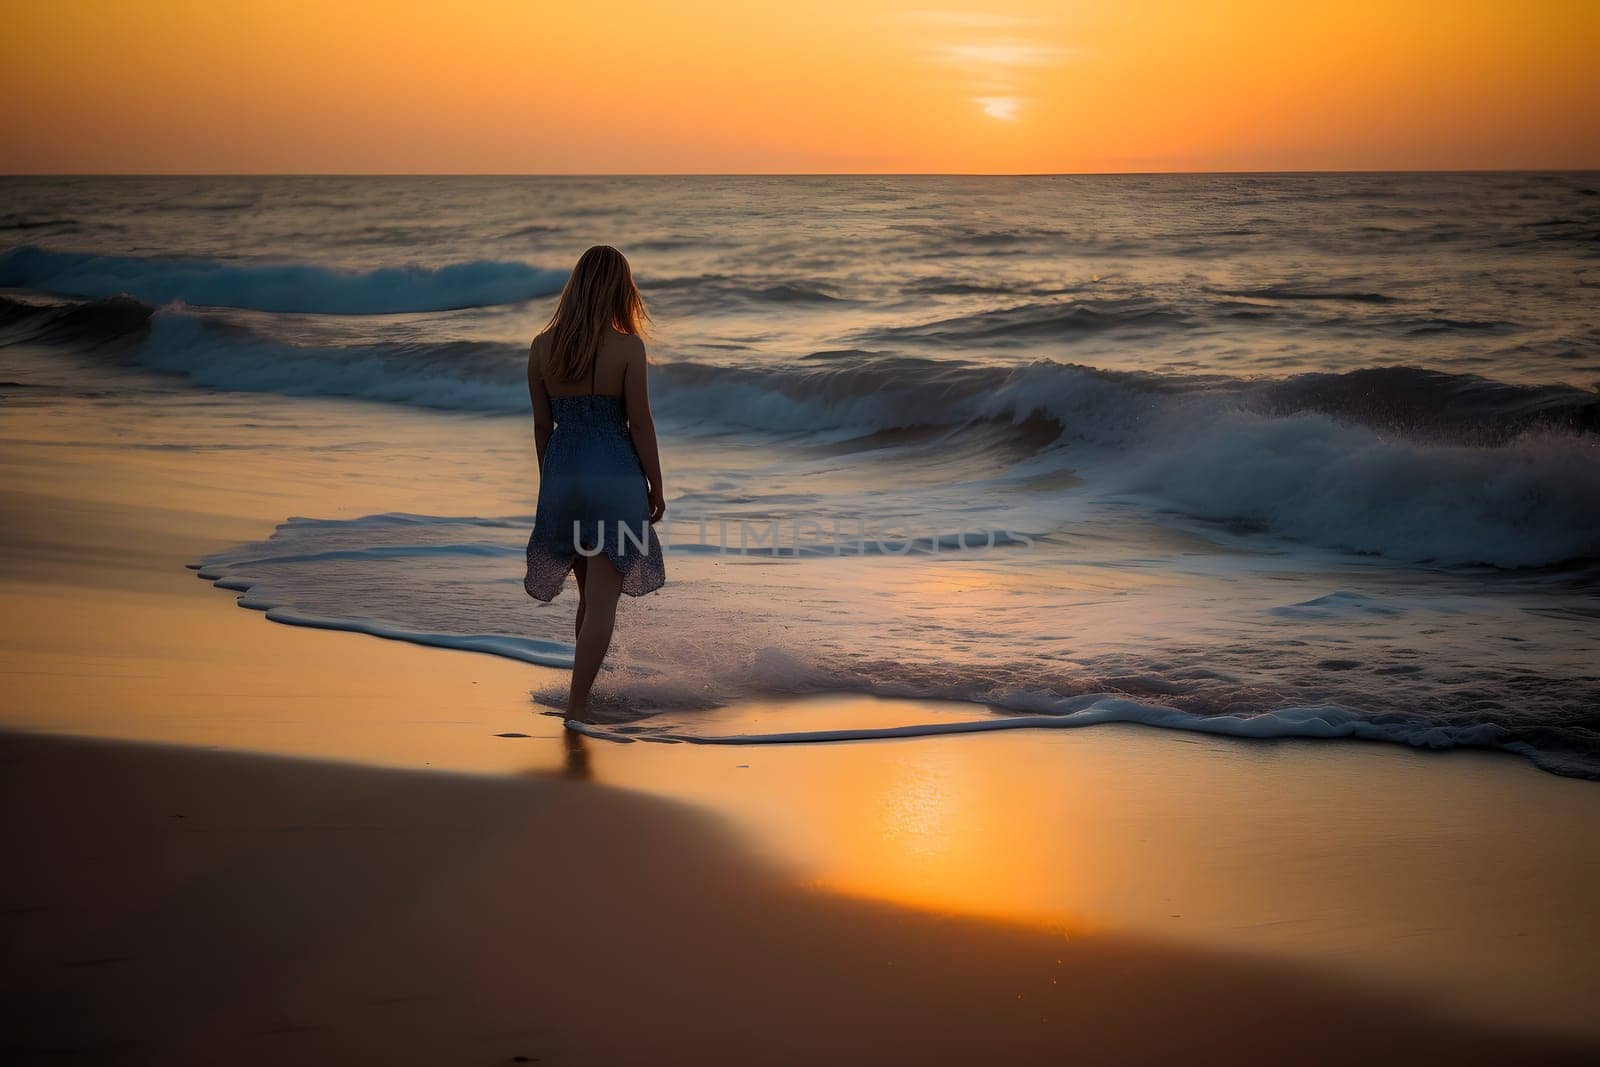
[
  {"x1": 2, "y1": 339, "x2": 1598, "y2": 1063},
  {"x1": 3, "y1": 173, "x2": 1599, "y2": 1061},
  {"x1": 7, "y1": 730, "x2": 1597, "y2": 1066}
]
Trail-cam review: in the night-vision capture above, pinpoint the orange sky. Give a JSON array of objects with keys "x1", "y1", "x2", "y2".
[{"x1": 3, "y1": 0, "x2": 1596, "y2": 174}]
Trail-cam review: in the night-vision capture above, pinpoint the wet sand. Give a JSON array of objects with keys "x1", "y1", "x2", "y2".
[{"x1": 5, "y1": 729, "x2": 1597, "y2": 1066}]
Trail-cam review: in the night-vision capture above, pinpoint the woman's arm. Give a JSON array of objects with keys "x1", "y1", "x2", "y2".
[
  {"x1": 528, "y1": 337, "x2": 553, "y2": 469},
  {"x1": 622, "y1": 337, "x2": 666, "y2": 523}
]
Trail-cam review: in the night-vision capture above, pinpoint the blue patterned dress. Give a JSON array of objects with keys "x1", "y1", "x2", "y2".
[{"x1": 523, "y1": 367, "x2": 666, "y2": 602}]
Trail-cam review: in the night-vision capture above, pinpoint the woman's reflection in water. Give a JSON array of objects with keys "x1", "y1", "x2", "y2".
[{"x1": 562, "y1": 728, "x2": 593, "y2": 781}]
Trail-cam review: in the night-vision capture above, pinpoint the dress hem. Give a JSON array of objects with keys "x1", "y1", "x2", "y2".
[{"x1": 524, "y1": 537, "x2": 666, "y2": 603}]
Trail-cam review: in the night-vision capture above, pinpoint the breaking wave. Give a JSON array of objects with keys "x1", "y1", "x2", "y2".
[{"x1": 9, "y1": 293, "x2": 1600, "y2": 568}]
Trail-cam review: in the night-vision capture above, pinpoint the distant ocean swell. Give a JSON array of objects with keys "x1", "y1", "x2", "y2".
[
  {"x1": 12, "y1": 245, "x2": 1596, "y2": 345},
  {"x1": 8, "y1": 294, "x2": 1595, "y2": 437},
  {"x1": 5, "y1": 292, "x2": 1598, "y2": 568}
]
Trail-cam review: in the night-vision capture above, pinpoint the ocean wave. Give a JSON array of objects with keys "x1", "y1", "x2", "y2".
[
  {"x1": 651, "y1": 358, "x2": 1600, "y2": 566},
  {"x1": 0, "y1": 217, "x2": 77, "y2": 231},
  {"x1": 0, "y1": 294, "x2": 155, "y2": 346},
  {"x1": 1403, "y1": 317, "x2": 1517, "y2": 336},
  {"x1": 135, "y1": 313, "x2": 531, "y2": 410},
  {"x1": 1121, "y1": 414, "x2": 1600, "y2": 567},
  {"x1": 1260, "y1": 365, "x2": 1600, "y2": 442},
  {"x1": 193, "y1": 510, "x2": 1600, "y2": 777},
  {"x1": 650, "y1": 355, "x2": 1076, "y2": 435},
  {"x1": 1218, "y1": 286, "x2": 1397, "y2": 304},
  {"x1": 192, "y1": 511, "x2": 1600, "y2": 778},
  {"x1": 500, "y1": 223, "x2": 561, "y2": 239},
  {"x1": 1, "y1": 297, "x2": 531, "y2": 409},
  {"x1": 644, "y1": 273, "x2": 846, "y2": 306},
  {"x1": 0, "y1": 245, "x2": 566, "y2": 314},
  {"x1": 659, "y1": 355, "x2": 1599, "y2": 443},
  {"x1": 12, "y1": 294, "x2": 1599, "y2": 567},
  {"x1": 862, "y1": 297, "x2": 1186, "y2": 345}
]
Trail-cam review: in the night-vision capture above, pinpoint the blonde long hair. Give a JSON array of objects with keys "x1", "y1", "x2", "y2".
[{"x1": 542, "y1": 245, "x2": 648, "y2": 383}]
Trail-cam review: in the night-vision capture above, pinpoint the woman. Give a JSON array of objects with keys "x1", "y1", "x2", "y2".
[{"x1": 524, "y1": 246, "x2": 666, "y2": 723}]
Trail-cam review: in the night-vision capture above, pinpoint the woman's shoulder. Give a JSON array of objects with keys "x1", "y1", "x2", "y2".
[
  {"x1": 605, "y1": 329, "x2": 646, "y2": 360},
  {"x1": 528, "y1": 330, "x2": 554, "y2": 372}
]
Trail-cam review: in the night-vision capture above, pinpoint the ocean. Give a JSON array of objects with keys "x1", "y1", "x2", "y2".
[{"x1": 2, "y1": 173, "x2": 1598, "y2": 775}]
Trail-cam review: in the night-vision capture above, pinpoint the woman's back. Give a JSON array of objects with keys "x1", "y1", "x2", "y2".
[{"x1": 534, "y1": 328, "x2": 640, "y2": 400}]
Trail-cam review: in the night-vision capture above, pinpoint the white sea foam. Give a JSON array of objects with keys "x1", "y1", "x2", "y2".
[
  {"x1": 200, "y1": 568, "x2": 575, "y2": 668},
  {"x1": 203, "y1": 529, "x2": 1586, "y2": 774},
  {"x1": 1119, "y1": 412, "x2": 1600, "y2": 568},
  {"x1": 571, "y1": 697, "x2": 1521, "y2": 759},
  {"x1": 190, "y1": 510, "x2": 1600, "y2": 779}
]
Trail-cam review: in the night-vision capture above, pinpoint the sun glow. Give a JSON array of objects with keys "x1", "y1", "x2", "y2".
[{"x1": 975, "y1": 96, "x2": 1021, "y2": 122}]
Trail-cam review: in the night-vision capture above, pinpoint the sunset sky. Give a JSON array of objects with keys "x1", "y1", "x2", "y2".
[{"x1": 4, "y1": 0, "x2": 1596, "y2": 174}]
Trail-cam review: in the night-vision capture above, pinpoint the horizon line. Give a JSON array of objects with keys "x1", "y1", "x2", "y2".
[{"x1": 4, "y1": 167, "x2": 1598, "y2": 180}]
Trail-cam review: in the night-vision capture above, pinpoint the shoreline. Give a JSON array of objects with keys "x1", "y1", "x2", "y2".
[{"x1": 6, "y1": 546, "x2": 1599, "y2": 1044}]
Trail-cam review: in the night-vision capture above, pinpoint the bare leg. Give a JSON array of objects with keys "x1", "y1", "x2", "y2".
[
  {"x1": 567, "y1": 553, "x2": 622, "y2": 722},
  {"x1": 572, "y1": 555, "x2": 588, "y2": 642}
]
